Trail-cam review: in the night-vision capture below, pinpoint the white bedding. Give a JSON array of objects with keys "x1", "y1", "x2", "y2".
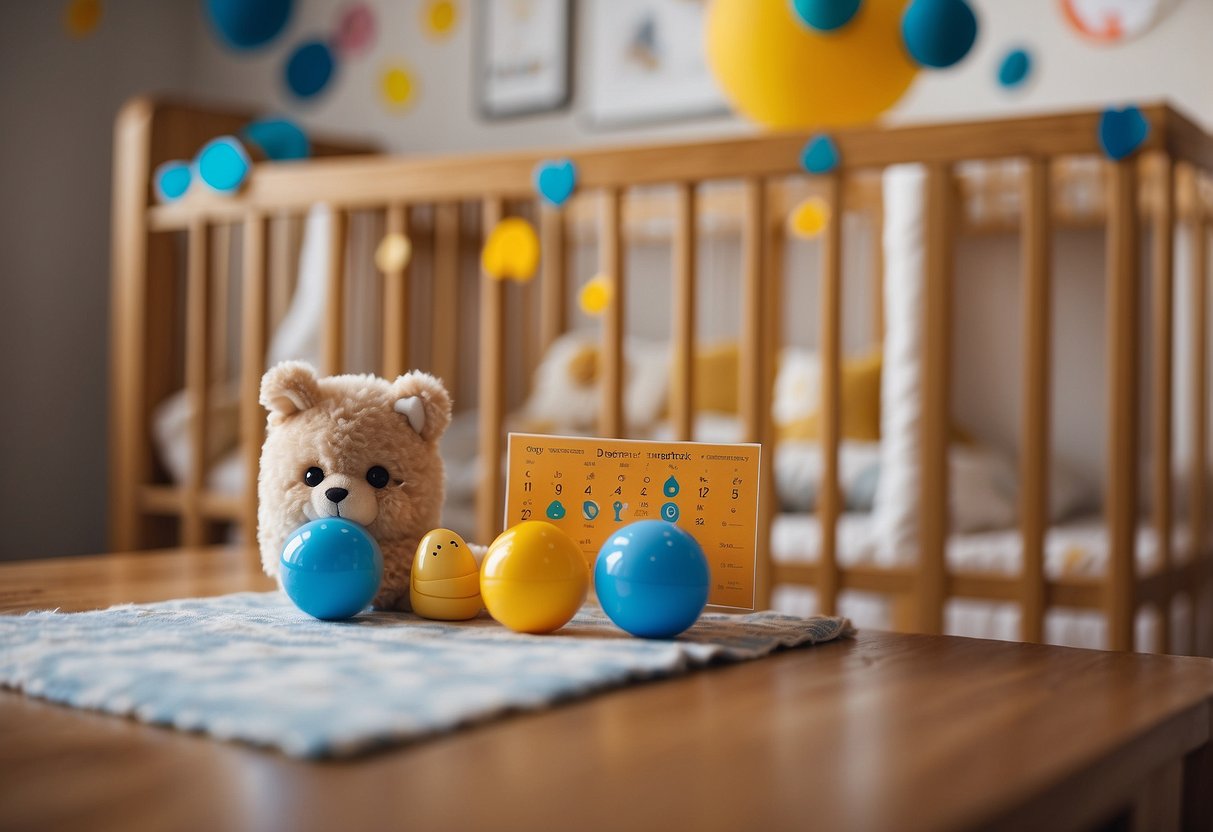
[{"x1": 768, "y1": 511, "x2": 1195, "y2": 652}]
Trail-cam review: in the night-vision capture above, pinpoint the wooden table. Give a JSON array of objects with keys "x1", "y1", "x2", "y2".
[{"x1": 1, "y1": 548, "x2": 1212, "y2": 832}]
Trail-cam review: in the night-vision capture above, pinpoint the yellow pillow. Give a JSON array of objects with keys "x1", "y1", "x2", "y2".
[
  {"x1": 663, "y1": 341, "x2": 742, "y2": 415},
  {"x1": 692, "y1": 341, "x2": 740, "y2": 414},
  {"x1": 778, "y1": 351, "x2": 882, "y2": 442}
]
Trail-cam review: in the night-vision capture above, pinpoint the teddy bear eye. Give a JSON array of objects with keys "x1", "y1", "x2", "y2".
[
  {"x1": 303, "y1": 467, "x2": 325, "y2": 488},
  {"x1": 366, "y1": 466, "x2": 390, "y2": 489}
]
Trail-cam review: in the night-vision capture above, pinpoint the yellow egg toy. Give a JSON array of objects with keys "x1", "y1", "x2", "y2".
[
  {"x1": 410, "y1": 529, "x2": 483, "y2": 621},
  {"x1": 480, "y1": 521, "x2": 589, "y2": 634}
]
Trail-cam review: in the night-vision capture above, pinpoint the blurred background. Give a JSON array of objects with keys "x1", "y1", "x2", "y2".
[{"x1": 1, "y1": 0, "x2": 1210, "y2": 560}]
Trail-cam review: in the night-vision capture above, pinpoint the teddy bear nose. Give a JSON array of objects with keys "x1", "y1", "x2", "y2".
[{"x1": 325, "y1": 487, "x2": 349, "y2": 504}]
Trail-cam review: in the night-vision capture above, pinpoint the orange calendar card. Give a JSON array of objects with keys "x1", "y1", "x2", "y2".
[{"x1": 504, "y1": 433, "x2": 762, "y2": 609}]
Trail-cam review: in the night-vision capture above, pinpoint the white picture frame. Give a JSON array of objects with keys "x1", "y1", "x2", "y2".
[
  {"x1": 476, "y1": 0, "x2": 572, "y2": 119},
  {"x1": 584, "y1": 0, "x2": 726, "y2": 128}
]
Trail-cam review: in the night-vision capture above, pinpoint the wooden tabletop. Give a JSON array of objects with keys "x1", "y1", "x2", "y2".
[{"x1": 2, "y1": 547, "x2": 1212, "y2": 832}]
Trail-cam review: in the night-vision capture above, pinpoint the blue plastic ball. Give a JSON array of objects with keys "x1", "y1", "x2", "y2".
[
  {"x1": 594, "y1": 520, "x2": 710, "y2": 639},
  {"x1": 279, "y1": 518, "x2": 383, "y2": 620},
  {"x1": 242, "y1": 118, "x2": 311, "y2": 161},
  {"x1": 154, "y1": 161, "x2": 192, "y2": 202},
  {"x1": 196, "y1": 136, "x2": 250, "y2": 193},
  {"x1": 790, "y1": 0, "x2": 862, "y2": 32},
  {"x1": 205, "y1": 0, "x2": 294, "y2": 51},
  {"x1": 901, "y1": 0, "x2": 977, "y2": 69}
]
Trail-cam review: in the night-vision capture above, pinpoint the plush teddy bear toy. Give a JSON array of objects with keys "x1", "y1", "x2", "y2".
[{"x1": 257, "y1": 360, "x2": 451, "y2": 611}]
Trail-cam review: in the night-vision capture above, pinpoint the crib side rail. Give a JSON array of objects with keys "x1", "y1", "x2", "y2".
[{"x1": 113, "y1": 102, "x2": 1213, "y2": 653}]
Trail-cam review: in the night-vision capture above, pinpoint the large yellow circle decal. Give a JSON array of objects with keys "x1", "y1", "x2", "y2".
[{"x1": 706, "y1": 0, "x2": 919, "y2": 129}]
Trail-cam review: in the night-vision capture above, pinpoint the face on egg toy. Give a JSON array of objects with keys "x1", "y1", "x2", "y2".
[{"x1": 409, "y1": 529, "x2": 483, "y2": 621}]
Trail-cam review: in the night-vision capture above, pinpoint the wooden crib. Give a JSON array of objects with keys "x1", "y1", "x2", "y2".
[{"x1": 109, "y1": 97, "x2": 1213, "y2": 653}]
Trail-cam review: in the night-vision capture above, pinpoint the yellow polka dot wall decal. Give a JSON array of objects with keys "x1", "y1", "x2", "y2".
[
  {"x1": 381, "y1": 63, "x2": 417, "y2": 110},
  {"x1": 375, "y1": 232, "x2": 412, "y2": 273},
  {"x1": 788, "y1": 197, "x2": 830, "y2": 239},
  {"x1": 424, "y1": 0, "x2": 459, "y2": 37},
  {"x1": 481, "y1": 218, "x2": 540, "y2": 282},
  {"x1": 65, "y1": 0, "x2": 102, "y2": 37},
  {"x1": 579, "y1": 275, "x2": 613, "y2": 316}
]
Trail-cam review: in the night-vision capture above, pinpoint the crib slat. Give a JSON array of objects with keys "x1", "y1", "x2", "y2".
[
  {"x1": 1019, "y1": 158, "x2": 1052, "y2": 643},
  {"x1": 600, "y1": 188, "x2": 625, "y2": 437},
  {"x1": 872, "y1": 186, "x2": 886, "y2": 345},
  {"x1": 477, "y1": 199, "x2": 507, "y2": 544},
  {"x1": 1151, "y1": 156, "x2": 1175, "y2": 654},
  {"x1": 1106, "y1": 160, "x2": 1141, "y2": 652},
  {"x1": 322, "y1": 210, "x2": 347, "y2": 376},
  {"x1": 240, "y1": 212, "x2": 269, "y2": 544},
  {"x1": 381, "y1": 204, "x2": 410, "y2": 378},
  {"x1": 671, "y1": 183, "x2": 697, "y2": 441},
  {"x1": 183, "y1": 219, "x2": 211, "y2": 547},
  {"x1": 740, "y1": 179, "x2": 767, "y2": 445},
  {"x1": 210, "y1": 222, "x2": 232, "y2": 385},
  {"x1": 818, "y1": 172, "x2": 844, "y2": 616},
  {"x1": 762, "y1": 188, "x2": 784, "y2": 612},
  {"x1": 919, "y1": 163, "x2": 954, "y2": 634},
  {"x1": 539, "y1": 203, "x2": 567, "y2": 359},
  {"x1": 433, "y1": 202, "x2": 461, "y2": 391},
  {"x1": 1190, "y1": 203, "x2": 1209, "y2": 655},
  {"x1": 740, "y1": 178, "x2": 772, "y2": 607}
]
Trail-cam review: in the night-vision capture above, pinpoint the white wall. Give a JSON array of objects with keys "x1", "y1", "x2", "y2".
[
  {"x1": 178, "y1": 0, "x2": 1213, "y2": 153},
  {"x1": 172, "y1": 0, "x2": 1213, "y2": 498},
  {"x1": 0, "y1": 1, "x2": 192, "y2": 559}
]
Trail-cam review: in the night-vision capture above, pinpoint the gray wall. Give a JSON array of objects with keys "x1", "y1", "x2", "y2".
[{"x1": 0, "y1": 1, "x2": 191, "y2": 559}]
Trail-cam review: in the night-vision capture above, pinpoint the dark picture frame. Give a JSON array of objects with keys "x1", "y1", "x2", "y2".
[{"x1": 475, "y1": 0, "x2": 573, "y2": 120}]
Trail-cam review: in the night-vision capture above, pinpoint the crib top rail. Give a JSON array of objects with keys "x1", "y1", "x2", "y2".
[{"x1": 143, "y1": 102, "x2": 1212, "y2": 230}]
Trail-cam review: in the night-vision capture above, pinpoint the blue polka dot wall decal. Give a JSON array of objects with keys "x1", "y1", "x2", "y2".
[
  {"x1": 901, "y1": 0, "x2": 977, "y2": 69},
  {"x1": 196, "y1": 136, "x2": 251, "y2": 193},
  {"x1": 997, "y1": 48, "x2": 1031, "y2": 89},
  {"x1": 205, "y1": 0, "x2": 293, "y2": 51},
  {"x1": 242, "y1": 118, "x2": 310, "y2": 160},
  {"x1": 285, "y1": 40, "x2": 336, "y2": 100},
  {"x1": 790, "y1": 0, "x2": 862, "y2": 32},
  {"x1": 1098, "y1": 106, "x2": 1150, "y2": 161},
  {"x1": 800, "y1": 134, "x2": 840, "y2": 174},
  {"x1": 534, "y1": 159, "x2": 577, "y2": 208},
  {"x1": 154, "y1": 160, "x2": 192, "y2": 203}
]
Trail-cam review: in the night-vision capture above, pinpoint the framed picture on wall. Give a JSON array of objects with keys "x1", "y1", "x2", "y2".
[
  {"x1": 475, "y1": 0, "x2": 572, "y2": 119},
  {"x1": 584, "y1": 0, "x2": 726, "y2": 128}
]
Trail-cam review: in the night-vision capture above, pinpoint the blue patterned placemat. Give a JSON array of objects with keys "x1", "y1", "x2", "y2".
[{"x1": 0, "y1": 592, "x2": 853, "y2": 758}]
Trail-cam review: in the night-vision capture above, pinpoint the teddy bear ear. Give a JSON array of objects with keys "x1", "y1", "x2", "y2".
[
  {"x1": 260, "y1": 361, "x2": 320, "y2": 418},
  {"x1": 392, "y1": 371, "x2": 452, "y2": 442}
]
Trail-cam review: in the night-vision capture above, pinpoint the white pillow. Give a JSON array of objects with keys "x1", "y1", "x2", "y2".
[
  {"x1": 772, "y1": 348, "x2": 821, "y2": 427},
  {"x1": 523, "y1": 331, "x2": 670, "y2": 433},
  {"x1": 871, "y1": 165, "x2": 927, "y2": 563}
]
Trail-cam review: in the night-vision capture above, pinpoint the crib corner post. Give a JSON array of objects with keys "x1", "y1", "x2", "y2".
[
  {"x1": 918, "y1": 162, "x2": 955, "y2": 635},
  {"x1": 1019, "y1": 156, "x2": 1052, "y2": 644},
  {"x1": 1106, "y1": 159, "x2": 1142, "y2": 652}
]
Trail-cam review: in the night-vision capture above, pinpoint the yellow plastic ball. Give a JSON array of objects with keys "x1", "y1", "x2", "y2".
[
  {"x1": 705, "y1": 0, "x2": 918, "y2": 129},
  {"x1": 480, "y1": 521, "x2": 589, "y2": 634}
]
